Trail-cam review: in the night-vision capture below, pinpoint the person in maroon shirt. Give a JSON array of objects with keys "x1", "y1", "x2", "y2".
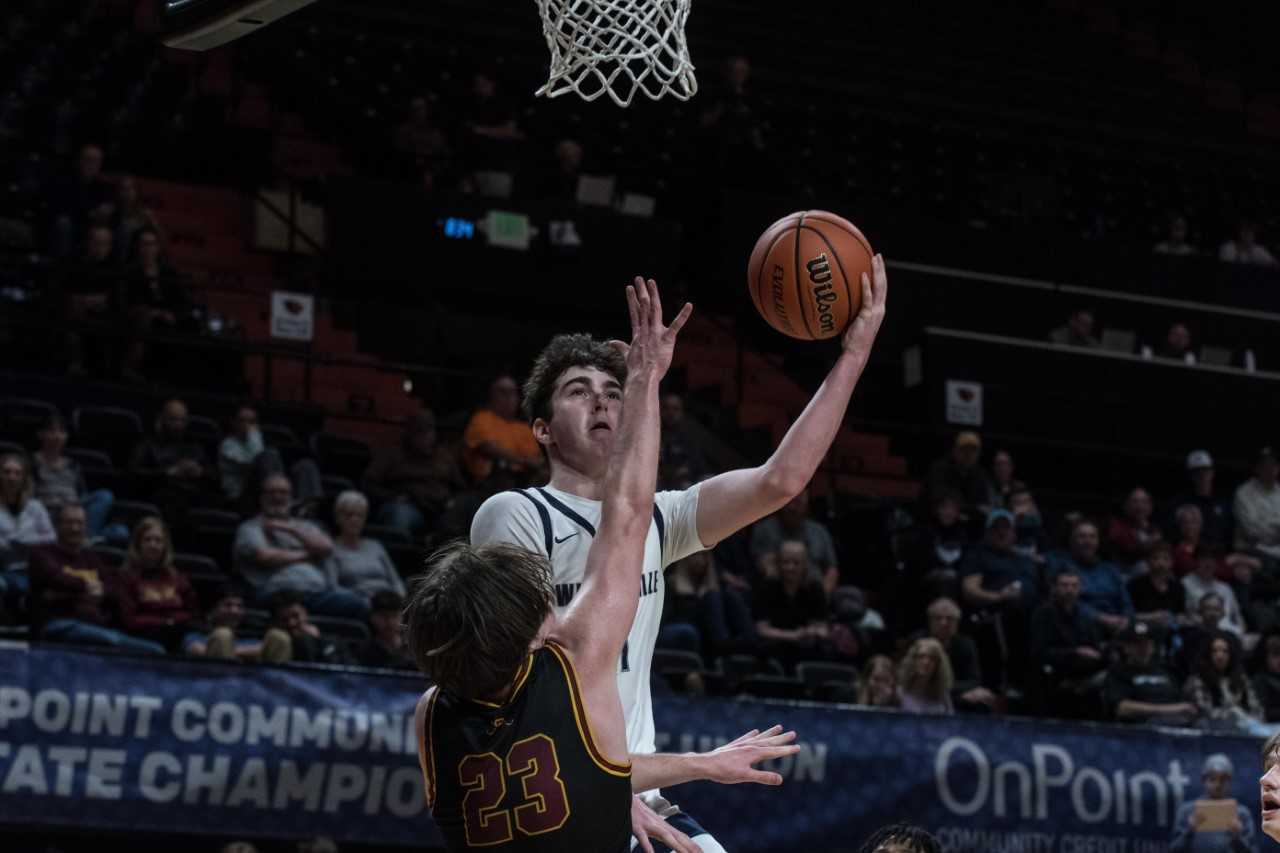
[
  {"x1": 1107, "y1": 487, "x2": 1164, "y2": 568},
  {"x1": 28, "y1": 502, "x2": 165, "y2": 654},
  {"x1": 115, "y1": 516, "x2": 199, "y2": 652}
]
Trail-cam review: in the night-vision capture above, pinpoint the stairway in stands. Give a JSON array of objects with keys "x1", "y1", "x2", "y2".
[
  {"x1": 134, "y1": 171, "x2": 414, "y2": 449},
  {"x1": 674, "y1": 314, "x2": 918, "y2": 501}
]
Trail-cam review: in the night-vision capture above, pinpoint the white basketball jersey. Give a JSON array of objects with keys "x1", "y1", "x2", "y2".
[{"x1": 470, "y1": 484, "x2": 706, "y2": 763}]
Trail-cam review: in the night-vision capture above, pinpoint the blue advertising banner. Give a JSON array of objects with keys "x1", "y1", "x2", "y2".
[{"x1": 0, "y1": 642, "x2": 1271, "y2": 852}]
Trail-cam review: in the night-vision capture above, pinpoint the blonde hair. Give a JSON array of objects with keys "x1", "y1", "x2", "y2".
[
  {"x1": 124, "y1": 516, "x2": 175, "y2": 575},
  {"x1": 898, "y1": 637, "x2": 954, "y2": 703},
  {"x1": 857, "y1": 654, "x2": 899, "y2": 707}
]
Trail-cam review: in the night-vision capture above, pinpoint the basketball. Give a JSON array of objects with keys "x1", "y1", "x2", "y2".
[{"x1": 746, "y1": 210, "x2": 875, "y2": 341}]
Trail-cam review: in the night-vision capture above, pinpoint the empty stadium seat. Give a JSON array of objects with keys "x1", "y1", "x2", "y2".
[
  {"x1": 108, "y1": 500, "x2": 164, "y2": 529},
  {"x1": 72, "y1": 406, "x2": 144, "y2": 467}
]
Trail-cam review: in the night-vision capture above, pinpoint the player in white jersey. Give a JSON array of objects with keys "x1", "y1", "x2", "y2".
[{"x1": 471, "y1": 257, "x2": 888, "y2": 853}]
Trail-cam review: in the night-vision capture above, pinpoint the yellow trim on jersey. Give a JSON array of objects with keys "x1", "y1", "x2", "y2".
[
  {"x1": 470, "y1": 654, "x2": 535, "y2": 709},
  {"x1": 420, "y1": 687, "x2": 439, "y2": 810},
  {"x1": 544, "y1": 641, "x2": 632, "y2": 778}
]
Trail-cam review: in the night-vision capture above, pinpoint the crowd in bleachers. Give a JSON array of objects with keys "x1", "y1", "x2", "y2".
[{"x1": 10, "y1": 372, "x2": 1280, "y2": 738}]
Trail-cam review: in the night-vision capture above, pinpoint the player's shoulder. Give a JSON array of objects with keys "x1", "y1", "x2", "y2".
[{"x1": 473, "y1": 488, "x2": 546, "y2": 527}]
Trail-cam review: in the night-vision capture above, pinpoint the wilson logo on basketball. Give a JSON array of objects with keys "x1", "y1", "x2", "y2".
[
  {"x1": 770, "y1": 263, "x2": 792, "y2": 333},
  {"x1": 806, "y1": 254, "x2": 838, "y2": 333}
]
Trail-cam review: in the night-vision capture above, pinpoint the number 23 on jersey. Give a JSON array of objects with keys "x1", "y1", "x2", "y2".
[{"x1": 458, "y1": 734, "x2": 571, "y2": 847}]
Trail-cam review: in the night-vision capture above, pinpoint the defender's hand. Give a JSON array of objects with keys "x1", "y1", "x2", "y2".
[
  {"x1": 842, "y1": 253, "x2": 887, "y2": 356},
  {"x1": 705, "y1": 725, "x2": 800, "y2": 785},
  {"x1": 610, "y1": 277, "x2": 692, "y2": 381}
]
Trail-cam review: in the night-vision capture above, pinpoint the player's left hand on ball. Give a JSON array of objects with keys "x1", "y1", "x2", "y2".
[
  {"x1": 842, "y1": 253, "x2": 887, "y2": 355},
  {"x1": 707, "y1": 724, "x2": 800, "y2": 785},
  {"x1": 630, "y1": 796, "x2": 700, "y2": 853},
  {"x1": 609, "y1": 277, "x2": 692, "y2": 380}
]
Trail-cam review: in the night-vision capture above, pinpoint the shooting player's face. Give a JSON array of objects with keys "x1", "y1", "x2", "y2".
[
  {"x1": 538, "y1": 367, "x2": 623, "y2": 477},
  {"x1": 1262, "y1": 754, "x2": 1280, "y2": 840}
]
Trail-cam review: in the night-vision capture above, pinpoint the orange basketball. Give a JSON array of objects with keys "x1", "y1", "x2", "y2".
[{"x1": 746, "y1": 210, "x2": 874, "y2": 340}]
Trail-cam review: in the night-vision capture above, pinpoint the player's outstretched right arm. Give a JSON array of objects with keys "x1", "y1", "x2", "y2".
[{"x1": 553, "y1": 279, "x2": 691, "y2": 673}]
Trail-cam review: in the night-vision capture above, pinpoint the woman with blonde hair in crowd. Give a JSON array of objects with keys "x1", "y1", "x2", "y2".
[
  {"x1": 115, "y1": 516, "x2": 199, "y2": 652},
  {"x1": 0, "y1": 452, "x2": 55, "y2": 562},
  {"x1": 857, "y1": 654, "x2": 900, "y2": 708},
  {"x1": 897, "y1": 637, "x2": 955, "y2": 715}
]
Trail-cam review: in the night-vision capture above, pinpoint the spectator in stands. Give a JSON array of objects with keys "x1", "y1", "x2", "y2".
[
  {"x1": 753, "y1": 539, "x2": 830, "y2": 663},
  {"x1": 896, "y1": 637, "x2": 954, "y2": 715},
  {"x1": 661, "y1": 550, "x2": 755, "y2": 657},
  {"x1": 1234, "y1": 447, "x2": 1280, "y2": 560},
  {"x1": 65, "y1": 222, "x2": 120, "y2": 320},
  {"x1": 1107, "y1": 486, "x2": 1165, "y2": 569},
  {"x1": 461, "y1": 71, "x2": 524, "y2": 175},
  {"x1": 828, "y1": 586, "x2": 883, "y2": 665},
  {"x1": 1253, "y1": 635, "x2": 1280, "y2": 722},
  {"x1": 1172, "y1": 505, "x2": 1260, "y2": 605},
  {"x1": 328, "y1": 490, "x2": 405, "y2": 600},
  {"x1": 264, "y1": 590, "x2": 351, "y2": 665},
  {"x1": 0, "y1": 452, "x2": 55, "y2": 563},
  {"x1": 1184, "y1": 552, "x2": 1249, "y2": 642},
  {"x1": 120, "y1": 226, "x2": 189, "y2": 380},
  {"x1": 1007, "y1": 487, "x2": 1050, "y2": 564},
  {"x1": 1049, "y1": 519, "x2": 1133, "y2": 634},
  {"x1": 114, "y1": 516, "x2": 199, "y2": 652},
  {"x1": 750, "y1": 487, "x2": 840, "y2": 593},
  {"x1": 1169, "y1": 754, "x2": 1256, "y2": 853},
  {"x1": 535, "y1": 139, "x2": 586, "y2": 202},
  {"x1": 698, "y1": 55, "x2": 767, "y2": 178},
  {"x1": 856, "y1": 654, "x2": 899, "y2": 709},
  {"x1": 109, "y1": 175, "x2": 162, "y2": 253},
  {"x1": 1029, "y1": 568, "x2": 1107, "y2": 718},
  {"x1": 51, "y1": 142, "x2": 114, "y2": 258},
  {"x1": 392, "y1": 95, "x2": 451, "y2": 177},
  {"x1": 990, "y1": 450, "x2": 1025, "y2": 508},
  {"x1": 959, "y1": 509, "x2": 1040, "y2": 614},
  {"x1": 926, "y1": 431, "x2": 994, "y2": 522},
  {"x1": 1156, "y1": 323, "x2": 1194, "y2": 363},
  {"x1": 1153, "y1": 215, "x2": 1196, "y2": 256},
  {"x1": 130, "y1": 398, "x2": 214, "y2": 527},
  {"x1": 1184, "y1": 629, "x2": 1264, "y2": 732},
  {"x1": 1049, "y1": 309, "x2": 1101, "y2": 348},
  {"x1": 659, "y1": 392, "x2": 709, "y2": 489},
  {"x1": 218, "y1": 403, "x2": 265, "y2": 504},
  {"x1": 234, "y1": 473, "x2": 368, "y2": 619},
  {"x1": 919, "y1": 596, "x2": 996, "y2": 711},
  {"x1": 364, "y1": 409, "x2": 465, "y2": 536},
  {"x1": 31, "y1": 414, "x2": 119, "y2": 541},
  {"x1": 1129, "y1": 542, "x2": 1188, "y2": 631},
  {"x1": 897, "y1": 490, "x2": 969, "y2": 626},
  {"x1": 1104, "y1": 621, "x2": 1197, "y2": 725},
  {"x1": 28, "y1": 502, "x2": 164, "y2": 654},
  {"x1": 183, "y1": 583, "x2": 264, "y2": 661},
  {"x1": 1219, "y1": 221, "x2": 1277, "y2": 267},
  {"x1": 1169, "y1": 450, "x2": 1233, "y2": 548},
  {"x1": 352, "y1": 590, "x2": 413, "y2": 670},
  {"x1": 463, "y1": 374, "x2": 543, "y2": 487}
]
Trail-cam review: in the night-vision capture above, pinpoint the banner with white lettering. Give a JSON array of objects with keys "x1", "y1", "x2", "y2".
[{"x1": 0, "y1": 644, "x2": 1267, "y2": 851}]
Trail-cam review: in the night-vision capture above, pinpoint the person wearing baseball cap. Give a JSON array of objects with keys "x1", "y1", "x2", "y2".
[
  {"x1": 1166, "y1": 449, "x2": 1232, "y2": 549},
  {"x1": 959, "y1": 508, "x2": 1039, "y2": 686},
  {"x1": 1103, "y1": 620, "x2": 1199, "y2": 726},
  {"x1": 1233, "y1": 447, "x2": 1280, "y2": 560},
  {"x1": 1170, "y1": 753, "x2": 1256, "y2": 852},
  {"x1": 925, "y1": 431, "x2": 995, "y2": 524}
]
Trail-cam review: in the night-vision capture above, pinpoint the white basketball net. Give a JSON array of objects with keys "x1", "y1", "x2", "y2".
[{"x1": 534, "y1": 0, "x2": 697, "y2": 108}]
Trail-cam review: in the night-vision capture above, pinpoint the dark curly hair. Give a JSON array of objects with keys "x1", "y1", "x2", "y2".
[
  {"x1": 858, "y1": 824, "x2": 941, "y2": 853},
  {"x1": 521, "y1": 333, "x2": 627, "y2": 424}
]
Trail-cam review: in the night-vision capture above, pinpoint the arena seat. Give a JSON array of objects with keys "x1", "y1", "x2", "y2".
[{"x1": 72, "y1": 406, "x2": 144, "y2": 467}]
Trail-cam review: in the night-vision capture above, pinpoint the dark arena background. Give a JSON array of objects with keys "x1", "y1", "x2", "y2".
[{"x1": 2, "y1": 0, "x2": 1280, "y2": 851}]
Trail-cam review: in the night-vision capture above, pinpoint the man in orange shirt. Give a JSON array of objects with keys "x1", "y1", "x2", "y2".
[{"x1": 463, "y1": 373, "x2": 544, "y2": 484}]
